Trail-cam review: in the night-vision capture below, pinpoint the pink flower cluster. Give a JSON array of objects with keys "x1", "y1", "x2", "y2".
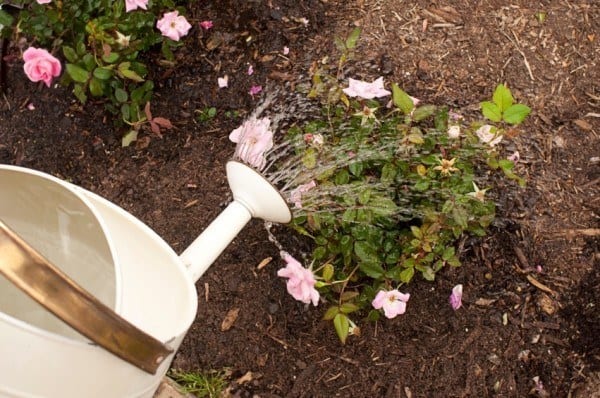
[{"x1": 24, "y1": 1, "x2": 193, "y2": 88}]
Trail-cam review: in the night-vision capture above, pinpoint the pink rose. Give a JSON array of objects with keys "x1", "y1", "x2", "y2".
[
  {"x1": 125, "y1": 0, "x2": 148, "y2": 12},
  {"x1": 36, "y1": 0, "x2": 52, "y2": 4},
  {"x1": 156, "y1": 11, "x2": 192, "y2": 41},
  {"x1": 277, "y1": 252, "x2": 319, "y2": 306},
  {"x1": 23, "y1": 47, "x2": 61, "y2": 87},
  {"x1": 372, "y1": 289, "x2": 410, "y2": 319},
  {"x1": 229, "y1": 117, "x2": 273, "y2": 170}
]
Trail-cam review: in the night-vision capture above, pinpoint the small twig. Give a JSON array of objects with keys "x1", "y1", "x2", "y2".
[
  {"x1": 526, "y1": 274, "x2": 558, "y2": 297},
  {"x1": 500, "y1": 30, "x2": 534, "y2": 81}
]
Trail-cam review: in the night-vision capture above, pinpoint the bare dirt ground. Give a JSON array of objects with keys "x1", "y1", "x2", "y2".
[{"x1": 1, "y1": 0, "x2": 598, "y2": 396}]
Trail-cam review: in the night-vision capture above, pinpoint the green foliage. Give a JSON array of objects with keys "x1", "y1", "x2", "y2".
[
  {"x1": 481, "y1": 83, "x2": 531, "y2": 125},
  {"x1": 7, "y1": 0, "x2": 187, "y2": 144},
  {"x1": 293, "y1": 32, "x2": 530, "y2": 342},
  {"x1": 168, "y1": 369, "x2": 229, "y2": 398}
]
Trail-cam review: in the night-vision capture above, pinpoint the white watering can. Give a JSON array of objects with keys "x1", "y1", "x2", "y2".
[{"x1": 0, "y1": 161, "x2": 291, "y2": 398}]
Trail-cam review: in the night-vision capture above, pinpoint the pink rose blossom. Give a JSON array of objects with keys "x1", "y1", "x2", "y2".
[
  {"x1": 36, "y1": 0, "x2": 52, "y2": 4},
  {"x1": 277, "y1": 252, "x2": 319, "y2": 306},
  {"x1": 217, "y1": 75, "x2": 228, "y2": 88},
  {"x1": 23, "y1": 47, "x2": 61, "y2": 87},
  {"x1": 475, "y1": 124, "x2": 503, "y2": 147},
  {"x1": 229, "y1": 117, "x2": 273, "y2": 169},
  {"x1": 156, "y1": 11, "x2": 192, "y2": 41},
  {"x1": 449, "y1": 284, "x2": 463, "y2": 310},
  {"x1": 343, "y1": 77, "x2": 391, "y2": 99},
  {"x1": 125, "y1": 0, "x2": 147, "y2": 12},
  {"x1": 249, "y1": 85, "x2": 262, "y2": 97},
  {"x1": 199, "y1": 20, "x2": 213, "y2": 30},
  {"x1": 372, "y1": 289, "x2": 410, "y2": 319},
  {"x1": 289, "y1": 180, "x2": 316, "y2": 208}
]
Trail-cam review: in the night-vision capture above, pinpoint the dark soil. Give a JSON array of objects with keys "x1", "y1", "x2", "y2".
[{"x1": 1, "y1": 0, "x2": 599, "y2": 397}]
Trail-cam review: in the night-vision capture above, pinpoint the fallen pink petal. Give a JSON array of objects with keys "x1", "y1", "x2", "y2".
[
  {"x1": 217, "y1": 75, "x2": 228, "y2": 88},
  {"x1": 27, "y1": 103, "x2": 35, "y2": 110},
  {"x1": 199, "y1": 20, "x2": 213, "y2": 30},
  {"x1": 247, "y1": 65, "x2": 254, "y2": 75},
  {"x1": 343, "y1": 77, "x2": 391, "y2": 99},
  {"x1": 283, "y1": 46, "x2": 290, "y2": 55},
  {"x1": 249, "y1": 85, "x2": 262, "y2": 96},
  {"x1": 449, "y1": 284, "x2": 463, "y2": 310}
]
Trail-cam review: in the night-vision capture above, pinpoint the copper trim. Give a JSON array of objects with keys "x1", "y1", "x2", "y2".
[{"x1": 0, "y1": 219, "x2": 172, "y2": 374}]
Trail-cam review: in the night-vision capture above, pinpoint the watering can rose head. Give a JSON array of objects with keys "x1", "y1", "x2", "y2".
[
  {"x1": 229, "y1": 117, "x2": 274, "y2": 170},
  {"x1": 277, "y1": 252, "x2": 319, "y2": 306}
]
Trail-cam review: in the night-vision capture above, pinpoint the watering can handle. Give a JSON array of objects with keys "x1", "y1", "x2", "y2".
[{"x1": 0, "y1": 219, "x2": 173, "y2": 375}]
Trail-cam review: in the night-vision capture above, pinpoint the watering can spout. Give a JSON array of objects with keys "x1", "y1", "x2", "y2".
[{"x1": 180, "y1": 161, "x2": 291, "y2": 282}]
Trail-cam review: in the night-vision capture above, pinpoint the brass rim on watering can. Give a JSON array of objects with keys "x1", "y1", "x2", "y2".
[{"x1": 0, "y1": 219, "x2": 173, "y2": 374}]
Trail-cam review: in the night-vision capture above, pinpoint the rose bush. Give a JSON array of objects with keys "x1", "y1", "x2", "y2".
[{"x1": 1, "y1": 0, "x2": 192, "y2": 145}]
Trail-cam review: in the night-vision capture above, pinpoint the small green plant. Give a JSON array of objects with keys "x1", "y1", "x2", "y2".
[
  {"x1": 195, "y1": 107, "x2": 217, "y2": 123},
  {"x1": 2, "y1": 0, "x2": 191, "y2": 145},
  {"x1": 168, "y1": 369, "x2": 228, "y2": 398},
  {"x1": 274, "y1": 29, "x2": 530, "y2": 343}
]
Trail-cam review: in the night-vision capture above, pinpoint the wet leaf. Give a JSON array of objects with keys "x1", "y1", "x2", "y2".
[
  {"x1": 392, "y1": 83, "x2": 414, "y2": 115},
  {"x1": 481, "y1": 101, "x2": 502, "y2": 122},
  {"x1": 492, "y1": 83, "x2": 513, "y2": 112},
  {"x1": 333, "y1": 313, "x2": 349, "y2": 344},
  {"x1": 503, "y1": 104, "x2": 531, "y2": 125}
]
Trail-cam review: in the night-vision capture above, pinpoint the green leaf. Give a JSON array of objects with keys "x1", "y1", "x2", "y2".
[
  {"x1": 492, "y1": 83, "x2": 513, "y2": 112},
  {"x1": 481, "y1": 101, "x2": 502, "y2": 122},
  {"x1": 62, "y1": 46, "x2": 78, "y2": 63},
  {"x1": 66, "y1": 63, "x2": 90, "y2": 83},
  {"x1": 354, "y1": 241, "x2": 379, "y2": 263},
  {"x1": 412, "y1": 105, "x2": 436, "y2": 121},
  {"x1": 88, "y1": 77, "x2": 104, "y2": 97},
  {"x1": 72, "y1": 83, "x2": 87, "y2": 104},
  {"x1": 410, "y1": 226, "x2": 422, "y2": 239},
  {"x1": 93, "y1": 67, "x2": 113, "y2": 80},
  {"x1": 392, "y1": 83, "x2": 414, "y2": 115},
  {"x1": 0, "y1": 10, "x2": 14, "y2": 27},
  {"x1": 120, "y1": 68, "x2": 144, "y2": 83},
  {"x1": 102, "y1": 53, "x2": 119, "y2": 64},
  {"x1": 399, "y1": 267, "x2": 414, "y2": 283},
  {"x1": 121, "y1": 103, "x2": 131, "y2": 122},
  {"x1": 322, "y1": 263, "x2": 334, "y2": 281},
  {"x1": 503, "y1": 104, "x2": 531, "y2": 125},
  {"x1": 498, "y1": 159, "x2": 514, "y2": 171},
  {"x1": 76, "y1": 41, "x2": 87, "y2": 56},
  {"x1": 333, "y1": 314, "x2": 350, "y2": 344},
  {"x1": 114, "y1": 88, "x2": 128, "y2": 103},
  {"x1": 414, "y1": 180, "x2": 429, "y2": 192},
  {"x1": 348, "y1": 162, "x2": 363, "y2": 177},
  {"x1": 359, "y1": 262, "x2": 385, "y2": 279},
  {"x1": 358, "y1": 189, "x2": 371, "y2": 205},
  {"x1": 121, "y1": 130, "x2": 138, "y2": 147},
  {"x1": 442, "y1": 246, "x2": 455, "y2": 261},
  {"x1": 419, "y1": 265, "x2": 435, "y2": 281},
  {"x1": 322, "y1": 306, "x2": 339, "y2": 321},
  {"x1": 345, "y1": 27, "x2": 361, "y2": 49},
  {"x1": 339, "y1": 303, "x2": 359, "y2": 314},
  {"x1": 82, "y1": 54, "x2": 95, "y2": 71}
]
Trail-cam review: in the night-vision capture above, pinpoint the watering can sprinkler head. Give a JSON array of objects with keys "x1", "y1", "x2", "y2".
[
  {"x1": 225, "y1": 160, "x2": 291, "y2": 224},
  {"x1": 180, "y1": 160, "x2": 291, "y2": 282}
]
